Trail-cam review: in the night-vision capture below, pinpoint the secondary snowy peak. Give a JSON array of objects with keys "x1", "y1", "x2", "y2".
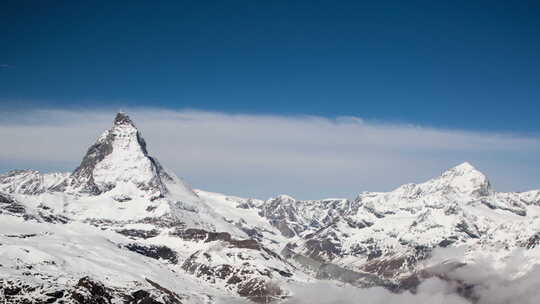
[
  {"x1": 388, "y1": 162, "x2": 491, "y2": 200},
  {"x1": 419, "y1": 162, "x2": 491, "y2": 197},
  {"x1": 69, "y1": 112, "x2": 170, "y2": 198}
]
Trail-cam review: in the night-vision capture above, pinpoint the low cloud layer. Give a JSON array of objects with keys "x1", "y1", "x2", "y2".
[
  {"x1": 282, "y1": 280, "x2": 469, "y2": 304},
  {"x1": 279, "y1": 247, "x2": 540, "y2": 304},
  {"x1": 0, "y1": 108, "x2": 539, "y2": 199}
]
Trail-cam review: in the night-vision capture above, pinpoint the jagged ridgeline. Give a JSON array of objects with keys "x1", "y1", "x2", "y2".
[{"x1": 1, "y1": 113, "x2": 540, "y2": 304}]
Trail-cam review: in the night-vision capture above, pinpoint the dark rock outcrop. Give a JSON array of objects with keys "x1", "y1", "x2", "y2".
[
  {"x1": 125, "y1": 243, "x2": 178, "y2": 264},
  {"x1": 116, "y1": 229, "x2": 160, "y2": 239},
  {"x1": 72, "y1": 276, "x2": 113, "y2": 304},
  {"x1": 172, "y1": 228, "x2": 261, "y2": 250}
]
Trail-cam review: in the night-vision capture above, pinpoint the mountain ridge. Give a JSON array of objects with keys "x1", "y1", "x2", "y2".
[{"x1": 1, "y1": 112, "x2": 540, "y2": 304}]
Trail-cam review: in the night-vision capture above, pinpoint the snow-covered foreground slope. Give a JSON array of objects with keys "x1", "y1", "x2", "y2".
[
  {"x1": 2, "y1": 112, "x2": 540, "y2": 304},
  {"x1": 0, "y1": 215, "x2": 230, "y2": 304}
]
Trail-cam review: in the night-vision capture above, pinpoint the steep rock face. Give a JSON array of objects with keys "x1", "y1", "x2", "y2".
[{"x1": 69, "y1": 112, "x2": 173, "y2": 199}]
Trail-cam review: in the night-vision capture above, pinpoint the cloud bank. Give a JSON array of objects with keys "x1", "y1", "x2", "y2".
[
  {"x1": 0, "y1": 108, "x2": 538, "y2": 199},
  {"x1": 278, "y1": 247, "x2": 540, "y2": 304}
]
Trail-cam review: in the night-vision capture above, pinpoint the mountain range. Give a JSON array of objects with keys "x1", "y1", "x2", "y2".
[{"x1": 1, "y1": 113, "x2": 539, "y2": 304}]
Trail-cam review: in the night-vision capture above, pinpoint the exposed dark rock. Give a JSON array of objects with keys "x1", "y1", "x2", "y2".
[
  {"x1": 481, "y1": 200, "x2": 526, "y2": 216},
  {"x1": 361, "y1": 246, "x2": 431, "y2": 280},
  {"x1": 4, "y1": 285, "x2": 22, "y2": 296},
  {"x1": 69, "y1": 129, "x2": 115, "y2": 195},
  {"x1": 38, "y1": 211, "x2": 70, "y2": 224},
  {"x1": 113, "y1": 195, "x2": 132, "y2": 202},
  {"x1": 363, "y1": 205, "x2": 386, "y2": 218},
  {"x1": 272, "y1": 220, "x2": 297, "y2": 238},
  {"x1": 182, "y1": 251, "x2": 252, "y2": 284},
  {"x1": 125, "y1": 243, "x2": 178, "y2": 264},
  {"x1": 72, "y1": 276, "x2": 113, "y2": 304},
  {"x1": 45, "y1": 290, "x2": 65, "y2": 299},
  {"x1": 525, "y1": 233, "x2": 540, "y2": 249},
  {"x1": 0, "y1": 192, "x2": 26, "y2": 214},
  {"x1": 304, "y1": 237, "x2": 342, "y2": 261},
  {"x1": 139, "y1": 216, "x2": 185, "y2": 228},
  {"x1": 38, "y1": 203, "x2": 52, "y2": 210},
  {"x1": 146, "y1": 206, "x2": 158, "y2": 212},
  {"x1": 237, "y1": 199, "x2": 257, "y2": 209},
  {"x1": 172, "y1": 228, "x2": 262, "y2": 250},
  {"x1": 456, "y1": 221, "x2": 480, "y2": 239},
  {"x1": 4, "y1": 233, "x2": 37, "y2": 238},
  {"x1": 367, "y1": 247, "x2": 383, "y2": 262},
  {"x1": 128, "y1": 289, "x2": 163, "y2": 304},
  {"x1": 145, "y1": 278, "x2": 183, "y2": 304},
  {"x1": 270, "y1": 268, "x2": 293, "y2": 278},
  {"x1": 363, "y1": 256, "x2": 411, "y2": 279},
  {"x1": 0, "y1": 277, "x2": 185, "y2": 304},
  {"x1": 0, "y1": 194, "x2": 70, "y2": 222},
  {"x1": 438, "y1": 238, "x2": 457, "y2": 248},
  {"x1": 344, "y1": 217, "x2": 372, "y2": 229},
  {"x1": 176, "y1": 228, "x2": 232, "y2": 242},
  {"x1": 116, "y1": 229, "x2": 160, "y2": 239},
  {"x1": 237, "y1": 279, "x2": 284, "y2": 303},
  {"x1": 132, "y1": 289, "x2": 150, "y2": 300},
  {"x1": 230, "y1": 239, "x2": 260, "y2": 250},
  {"x1": 235, "y1": 224, "x2": 265, "y2": 241}
]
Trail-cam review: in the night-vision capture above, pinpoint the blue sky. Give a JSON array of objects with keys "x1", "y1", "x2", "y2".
[{"x1": 1, "y1": 0, "x2": 540, "y2": 132}]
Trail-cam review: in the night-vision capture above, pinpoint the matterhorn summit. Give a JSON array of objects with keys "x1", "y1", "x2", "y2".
[
  {"x1": 69, "y1": 112, "x2": 178, "y2": 199},
  {"x1": 56, "y1": 112, "x2": 196, "y2": 204}
]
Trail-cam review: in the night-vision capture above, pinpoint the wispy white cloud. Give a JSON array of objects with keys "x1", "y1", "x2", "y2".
[{"x1": 0, "y1": 108, "x2": 538, "y2": 199}]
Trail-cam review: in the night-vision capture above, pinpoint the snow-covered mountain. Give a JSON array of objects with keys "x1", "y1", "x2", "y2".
[{"x1": 1, "y1": 113, "x2": 540, "y2": 303}]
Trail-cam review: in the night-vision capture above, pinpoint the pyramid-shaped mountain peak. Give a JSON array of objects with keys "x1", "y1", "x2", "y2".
[{"x1": 67, "y1": 112, "x2": 168, "y2": 197}]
